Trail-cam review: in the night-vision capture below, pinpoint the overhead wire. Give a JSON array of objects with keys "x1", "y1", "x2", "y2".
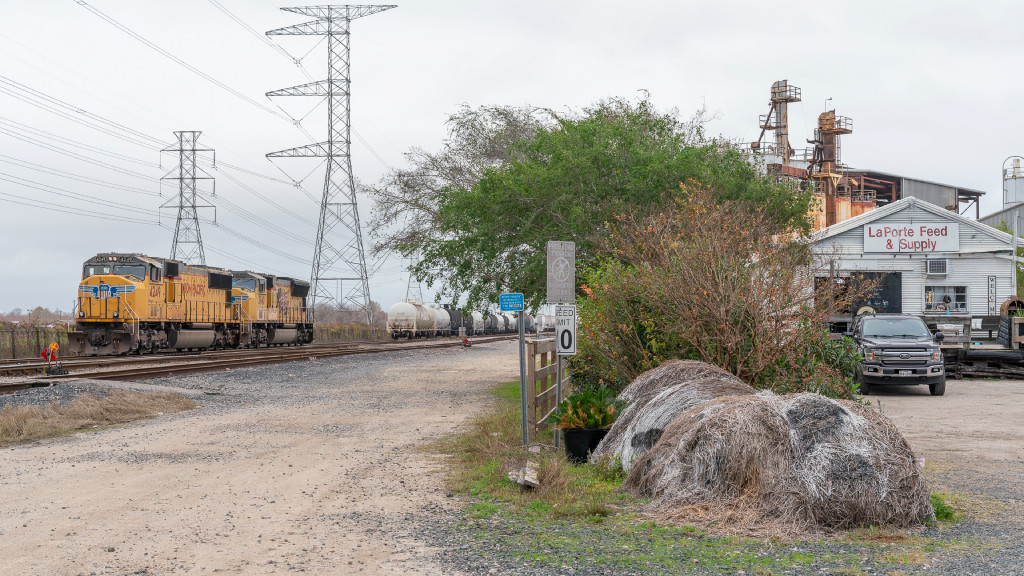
[
  {"x1": 0, "y1": 76, "x2": 164, "y2": 148},
  {"x1": 75, "y1": 0, "x2": 295, "y2": 124},
  {"x1": 0, "y1": 155, "x2": 160, "y2": 197},
  {"x1": 0, "y1": 127, "x2": 157, "y2": 181},
  {"x1": 0, "y1": 193, "x2": 155, "y2": 224},
  {"x1": 0, "y1": 115, "x2": 157, "y2": 167},
  {"x1": 0, "y1": 172, "x2": 157, "y2": 217}
]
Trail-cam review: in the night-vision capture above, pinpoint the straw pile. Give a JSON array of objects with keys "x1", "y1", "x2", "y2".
[
  {"x1": 592, "y1": 361, "x2": 754, "y2": 470},
  {"x1": 621, "y1": 389, "x2": 934, "y2": 532}
]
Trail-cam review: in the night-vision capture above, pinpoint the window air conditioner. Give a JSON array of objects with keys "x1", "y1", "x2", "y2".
[{"x1": 926, "y1": 259, "x2": 948, "y2": 276}]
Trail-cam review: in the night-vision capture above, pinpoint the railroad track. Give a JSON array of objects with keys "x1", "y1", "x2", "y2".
[
  {"x1": 0, "y1": 344, "x2": 349, "y2": 378},
  {"x1": 0, "y1": 336, "x2": 515, "y2": 393}
]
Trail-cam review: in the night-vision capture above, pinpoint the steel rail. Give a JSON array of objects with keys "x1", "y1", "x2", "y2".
[{"x1": 3, "y1": 336, "x2": 515, "y2": 387}]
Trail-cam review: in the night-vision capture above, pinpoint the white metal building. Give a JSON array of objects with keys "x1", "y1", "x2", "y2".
[{"x1": 811, "y1": 197, "x2": 1016, "y2": 317}]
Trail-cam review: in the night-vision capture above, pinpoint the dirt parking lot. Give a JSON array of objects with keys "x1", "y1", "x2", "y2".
[{"x1": 865, "y1": 378, "x2": 1024, "y2": 462}]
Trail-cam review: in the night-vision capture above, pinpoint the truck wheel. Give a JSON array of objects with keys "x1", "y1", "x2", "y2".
[
  {"x1": 929, "y1": 377, "x2": 946, "y2": 396},
  {"x1": 856, "y1": 372, "x2": 870, "y2": 396}
]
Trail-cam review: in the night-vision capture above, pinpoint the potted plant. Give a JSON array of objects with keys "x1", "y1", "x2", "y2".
[{"x1": 547, "y1": 385, "x2": 626, "y2": 464}]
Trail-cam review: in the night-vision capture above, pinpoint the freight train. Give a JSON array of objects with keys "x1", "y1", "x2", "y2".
[
  {"x1": 385, "y1": 302, "x2": 532, "y2": 339},
  {"x1": 69, "y1": 253, "x2": 313, "y2": 355}
]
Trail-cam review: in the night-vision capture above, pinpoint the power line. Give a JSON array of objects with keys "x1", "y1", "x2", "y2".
[
  {"x1": 0, "y1": 76, "x2": 164, "y2": 148},
  {"x1": 0, "y1": 191, "x2": 156, "y2": 224},
  {"x1": 75, "y1": 0, "x2": 296, "y2": 124},
  {"x1": 0, "y1": 154, "x2": 160, "y2": 197},
  {"x1": 212, "y1": 165, "x2": 310, "y2": 223},
  {"x1": 0, "y1": 172, "x2": 157, "y2": 216},
  {"x1": 0, "y1": 127, "x2": 156, "y2": 181},
  {"x1": 0, "y1": 116, "x2": 157, "y2": 167}
]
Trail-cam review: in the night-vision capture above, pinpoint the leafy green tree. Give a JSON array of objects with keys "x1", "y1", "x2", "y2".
[{"x1": 368, "y1": 95, "x2": 812, "y2": 309}]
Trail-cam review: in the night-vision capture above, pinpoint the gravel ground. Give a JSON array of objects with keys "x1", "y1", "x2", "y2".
[{"x1": 2, "y1": 346, "x2": 1022, "y2": 575}]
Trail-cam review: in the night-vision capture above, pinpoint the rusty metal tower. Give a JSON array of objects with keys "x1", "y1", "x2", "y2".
[
  {"x1": 161, "y1": 131, "x2": 215, "y2": 265},
  {"x1": 754, "y1": 80, "x2": 802, "y2": 168},
  {"x1": 266, "y1": 5, "x2": 395, "y2": 323},
  {"x1": 808, "y1": 110, "x2": 854, "y2": 227}
]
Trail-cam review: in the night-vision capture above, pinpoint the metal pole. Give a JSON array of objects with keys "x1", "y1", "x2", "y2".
[
  {"x1": 554, "y1": 353, "x2": 562, "y2": 450},
  {"x1": 519, "y1": 309, "x2": 528, "y2": 446},
  {"x1": 1013, "y1": 217, "x2": 1020, "y2": 299}
]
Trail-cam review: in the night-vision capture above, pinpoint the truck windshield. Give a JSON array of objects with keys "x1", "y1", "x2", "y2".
[{"x1": 861, "y1": 317, "x2": 931, "y2": 339}]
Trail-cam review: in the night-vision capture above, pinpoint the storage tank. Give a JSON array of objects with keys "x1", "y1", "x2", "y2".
[
  {"x1": 523, "y1": 313, "x2": 535, "y2": 333},
  {"x1": 471, "y1": 312, "x2": 485, "y2": 335},
  {"x1": 485, "y1": 313, "x2": 500, "y2": 334},
  {"x1": 444, "y1": 306, "x2": 463, "y2": 336},
  {"x1": 387, "y1": 302, "x2": 436, "y2": 339},
  {"x1": 432, "y1": 307, "x2": 451, "y2": 336}
]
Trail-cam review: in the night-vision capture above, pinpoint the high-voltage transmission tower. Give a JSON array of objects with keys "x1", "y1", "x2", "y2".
[
  {"x1": 266, "y1": 5, "x2": 395, "y2": 323},
  {"x1": 160, "y1": 131, "x2": 215, "y2": 265}
]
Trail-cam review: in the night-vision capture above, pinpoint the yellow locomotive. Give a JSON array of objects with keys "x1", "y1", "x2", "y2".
[{"x1": 69, "y1": 253, "x2": 313, "y2": 355}]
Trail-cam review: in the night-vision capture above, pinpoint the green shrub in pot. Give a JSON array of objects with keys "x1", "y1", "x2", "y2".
[{"x1": 548, "y1": 386, "x2": 626, "y2": 463}]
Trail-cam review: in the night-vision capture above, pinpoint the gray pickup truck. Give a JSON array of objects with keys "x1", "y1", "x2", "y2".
[{"x1": 848, "y1": 313, "x2": 946, "y2": 396}]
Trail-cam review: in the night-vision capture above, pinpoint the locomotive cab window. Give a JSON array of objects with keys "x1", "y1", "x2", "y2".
[
  {"x1": 150, "y1": 267, "x2": 161, "y2": 282},
  {"x1": 112, "y1": 264, "x2": 146, "y2": 281},
  {"x1": 84, "y1": 265, "x2": 111, "y2": 277},
  {"x1": 232, "y1": 278, "x2": 257, "y2": 291}
]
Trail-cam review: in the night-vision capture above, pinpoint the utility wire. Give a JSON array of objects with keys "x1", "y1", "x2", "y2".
[
  {"x1": 0, "y1": 76, "x2": 164, "y2": 148},
  {"x1": 75, "y1": 0, "x2": 296, "y2": 124},
  {"x1": 0, "y1": 116, "x2": 157, "y2": 167},
  {"x1": 0, "y1": 128, "x2": 157, "y2": 181},
  {"x1": 0, "y1": 155, "x2": 160, "y2": 197},
  {"x1": 0, "y1": 191, "x2": 155, "y2": 224},
  {"x1": 0, "y1": 172, "x2": 157, "y2": 216}
]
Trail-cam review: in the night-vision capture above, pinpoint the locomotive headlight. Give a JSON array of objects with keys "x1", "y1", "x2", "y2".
[
  {"x1": 79, "y1": 311, "x2": 85, "y2": 318},
  {"x1": 113, "y1": 311, "x2": 119, "y2": 318}
]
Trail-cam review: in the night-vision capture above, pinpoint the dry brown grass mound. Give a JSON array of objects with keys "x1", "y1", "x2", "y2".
[
  {"x1": 623, "y1": 390, "x2": 934, "y2": 533},
  {"x1": 0, "y1": 391, "x2": 196, "y2": 446},
  {"x1": 592, "y1": 360, "x2": 755, "y2": 469}
]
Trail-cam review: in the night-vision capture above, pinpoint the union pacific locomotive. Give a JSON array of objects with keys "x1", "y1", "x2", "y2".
[{"x1": 69, "y1": 253, "x2": 313, "y2": 355}]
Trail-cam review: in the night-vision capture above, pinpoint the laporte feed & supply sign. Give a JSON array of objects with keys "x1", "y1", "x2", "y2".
[{"x1": 863, "y1": 223, "x2": 959, "y2": 253}]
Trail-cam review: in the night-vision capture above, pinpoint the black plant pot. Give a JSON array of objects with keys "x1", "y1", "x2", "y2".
[{"x1": 562, "y1": 427, "x2": 610, "y2": 464}]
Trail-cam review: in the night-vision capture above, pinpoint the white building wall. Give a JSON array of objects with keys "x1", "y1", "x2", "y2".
[{"x1": 815, "y1": 252, "x2": 1014, "y2": 316}]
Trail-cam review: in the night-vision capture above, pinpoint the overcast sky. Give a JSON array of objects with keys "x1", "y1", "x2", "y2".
[{"x1": 1, "y1": 0, "x2": 1021, "y2": 314}]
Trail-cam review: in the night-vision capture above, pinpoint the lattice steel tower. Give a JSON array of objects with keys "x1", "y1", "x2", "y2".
[
  {"x1": 266, "y1": 5, "x2": 395, "y2": 323},
  {"x1": 161, "y1": 131, "x2": 215, "y2": 265}
]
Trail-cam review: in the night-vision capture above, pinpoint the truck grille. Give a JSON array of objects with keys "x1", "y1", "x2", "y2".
[{"x1": 879, "y1": 349, "x2": 931, "y2": 367}]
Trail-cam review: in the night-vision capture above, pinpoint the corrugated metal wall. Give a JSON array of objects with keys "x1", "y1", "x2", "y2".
[
  {"x1": 902, "y1": 178, "x2": 956, "y2": 209},
  {"x1": 979, "y1": 203, "x2": 1024, "y2": 231}
]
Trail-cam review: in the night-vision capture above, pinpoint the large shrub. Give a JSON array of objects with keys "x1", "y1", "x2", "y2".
[{"x1": 573, "y1": 185, "x2": 864, "y2": 399}]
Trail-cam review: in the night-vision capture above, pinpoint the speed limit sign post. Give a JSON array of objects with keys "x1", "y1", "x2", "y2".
[{"x1": 555, "y1": 305, "x2": 577, "y2": 355}]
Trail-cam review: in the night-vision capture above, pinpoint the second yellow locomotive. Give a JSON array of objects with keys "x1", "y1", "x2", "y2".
[{"x1": 69, "y1": 253, "x2": 313, "y2": 355}]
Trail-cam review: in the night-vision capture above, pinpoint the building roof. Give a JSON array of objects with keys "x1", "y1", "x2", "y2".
[
  {"x1": 810, "y1": 196, "x2": 1012, "y2": 246},
  {"x1": 849, "y1": 168, "x2": 987, "y2": 199}
]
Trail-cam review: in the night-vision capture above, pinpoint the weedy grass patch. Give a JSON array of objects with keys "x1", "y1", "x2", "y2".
[
  {"x1": 0, "y1": 390, "x2": 196, "y2": 446},
  {"x1": 930, "y1": 492, "x2": 962, "y2": 523},
  {"x1": 428, "y1": 381, "x2": 632, "y2": 520},
  {"x1": 430, "y1": 380, "x2": 995, "y2": 574}
]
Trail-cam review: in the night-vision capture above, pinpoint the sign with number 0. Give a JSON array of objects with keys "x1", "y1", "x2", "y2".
[{"x1": 555, "y1": 304, "x2": 577, "y2": 356}]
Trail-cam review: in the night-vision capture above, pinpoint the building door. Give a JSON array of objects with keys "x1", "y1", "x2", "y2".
[{"x1": 852, "y1": 272, "x2": 902, "y2": 314}]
